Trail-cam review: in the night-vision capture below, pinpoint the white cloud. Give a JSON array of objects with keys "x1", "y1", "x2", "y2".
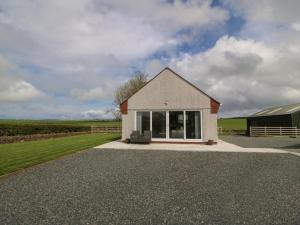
[
  {"x1": 145, "y1": 59, "x2": 166, "y2": 77},
  {"x1": 222, "y1": 0, "x2": 300, "y2": 24},
  {"x1": 81, "y1": 109, "x2": 112, "y2": 119},
  {"x1": 0, "y1": 80, "x2": 43, "y2": 102},
  {"x1": 0, "y1": 0, "x2": 229, "y2": 118},
  {"x1": 0, "y1": 55, "x2": 44, "y2": 103},
  {"x1": 291, "y1": 23, "x2": 300, "y2": 31},
  {"x1": 170, "y1": 36, "x2": 300, "y2": 115},
  {"x1": 71, "y1": 87, "x2": 110, "y2": 101},
  {"x1": 0, "y1": 0, "x2": 228, "y2": 63},
  {"x1": 1, "y1": 0, "x2": 299, "y2": 118}
]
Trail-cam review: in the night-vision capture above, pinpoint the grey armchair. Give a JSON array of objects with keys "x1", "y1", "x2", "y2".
[{"x1": 130, "y1": 130, "x2": 151, "y2": 144}]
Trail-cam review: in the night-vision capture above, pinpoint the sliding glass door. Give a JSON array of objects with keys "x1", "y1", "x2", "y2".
[
  {"x1": 136, "y1": 111, "x2": 150, "y2": 134},
  {"x1": 169, "y1": 111, "x2": 184, "y2": 139},
  {"x1": 135, "y1": 110, "x2": 202, "y2": 141},
  {"x1": 152, "y1": 111, "x2": 166, "y2": 138},
  {"x1": 185, "y1": 111, "x2": 201, "y2": 139}
]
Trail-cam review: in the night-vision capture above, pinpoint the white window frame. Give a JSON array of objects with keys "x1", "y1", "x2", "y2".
[
  {"x1": 184, "y1": 110, "x2": 203, "y2": 142},
  {"x1": 134, "y1": 110, "x2": 203, "y2": 142},
  {"x1": 150, "y1": 110, "x2": 168, "y2": 141}
]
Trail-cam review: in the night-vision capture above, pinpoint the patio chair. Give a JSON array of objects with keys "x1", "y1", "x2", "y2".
[{"x1": 130, "y1": 130, "x2": 151, "y2": 144}]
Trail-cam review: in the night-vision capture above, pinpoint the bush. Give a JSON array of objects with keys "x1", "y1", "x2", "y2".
[{"x1": 0, "y1": 124, "x2": 90, "y2": 136}]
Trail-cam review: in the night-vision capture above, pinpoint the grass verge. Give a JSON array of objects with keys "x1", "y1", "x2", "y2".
[
  {"x1": 0, "y1": 133, "x2": 120, "y2": 176},
  {"x1": 218, "y1": 118, "x2": 246, "y2": 130},
  {"x1": 218, "y1": 118, "x2": 247, "y2": 135}
]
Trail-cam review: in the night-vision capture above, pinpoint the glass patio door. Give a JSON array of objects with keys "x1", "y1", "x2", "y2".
[
  {"x1": 169, "y1": 111, "x2": 184, "y2": 139},
  {"x1": 152, "y1": 111, "x2": 166, "y2": 138},
  {"x1": 136, "y1": 110, "x2": 202, "y2": 141},
  {"x1": 185, "y1": 111, "x2": 201, "y2": 139},
  {"x1": 136, "y1": 111, "x2": 150, "y2": 134}
]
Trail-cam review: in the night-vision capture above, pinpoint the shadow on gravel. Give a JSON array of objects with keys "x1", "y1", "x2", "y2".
[
  {"x1": 220, "y1": 135, "x2": 300, "y2": 150},
  {"x1": 280, "y1": 144, "x2": 300, "y2": 149}
]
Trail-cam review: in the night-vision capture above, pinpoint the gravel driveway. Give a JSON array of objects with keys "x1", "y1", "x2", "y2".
[
  {"x1": 220, "y1": 135, "x2": 300, "y2": 153},
  {"x1": 0, "y1": 148, "x2": 299, "y2": 225}
]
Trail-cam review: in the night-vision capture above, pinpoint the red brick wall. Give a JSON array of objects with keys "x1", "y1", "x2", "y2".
[
  {"x1": 120, "y1": 100, "x2": 128, "y2": 114},
  {"x1": 210, "y1": 99, "x2": 220, "y2": 114}
]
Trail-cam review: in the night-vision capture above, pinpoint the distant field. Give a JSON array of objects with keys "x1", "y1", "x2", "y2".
[
  {"x1": 0, "y1": 133, "x2": 120, "y2": 176},
  {"x1": 218, "y1": 118, "x2": 247, "y2": 131},
  {"x1": 0, "y1": 118, "x2": 245, "y2": 136},
  {"x1": 2, "y1": 119, "x2": 243, "y2": 128},
  {"x1": 0, "y1": 120, "x2": 121, "y2": 137},
  {"x1": 0, "y1": 119, "x2": 121, "y2": 127}
]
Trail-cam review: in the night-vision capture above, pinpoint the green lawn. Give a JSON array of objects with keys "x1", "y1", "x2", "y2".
[
  {"x1": 218, "y1": 118, "x2": 247, "y2": 130},
  {"x1": 0, "y1": 119, "x2": 121, "y2": 127},
  {"x1": 0, "y1": 133, "x2": 120, "y2": 176}
]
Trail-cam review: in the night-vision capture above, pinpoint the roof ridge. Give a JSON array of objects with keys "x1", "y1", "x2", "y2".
[
  {"x1": 265, "y1": 102, "x2": 300, "y2": 109},
  {"x1": 120, "y1": 67, "x2": 220, "y2": 105},
  {"x1": 251, "y1": 102, "x2": 300, "y2": 117}
]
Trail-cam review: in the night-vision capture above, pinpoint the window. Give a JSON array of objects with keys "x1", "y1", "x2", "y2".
[
  {"x1": 135, "y1": 110, "x2": 202, "y2": 141},
  {"x1": 169, "y1": 111, "x2": 184, "y2": 139},
  {"x1": 152, "y1": 111, "x2": 166, "y2": 138},
  {"x1": 186, "y1": 111, "x2": 201, "y2": 139},
  {"x1": 136, "y1": 111, "x2": 150, "y2": 134}
]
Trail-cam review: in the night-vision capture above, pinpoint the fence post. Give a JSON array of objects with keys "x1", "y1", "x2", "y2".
[
  {"x1": 280, "y1": 127, "x2": 282, "y2": 136},
  {"x1": 264, "y1": 127, "x2": 267, "y2": 136}
]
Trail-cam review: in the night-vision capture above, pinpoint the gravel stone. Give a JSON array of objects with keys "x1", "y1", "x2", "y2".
[
  {"x1": 220, "y1": 135, "x2": 300, "y2": 153},
  {"x1": 0, "y1": 149, "x2": 299, "y2": 225}
]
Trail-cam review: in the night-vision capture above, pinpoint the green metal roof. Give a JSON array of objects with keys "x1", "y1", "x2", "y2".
[{"x1": 249, "y1": 103, "x2": 300, "y2": 117}]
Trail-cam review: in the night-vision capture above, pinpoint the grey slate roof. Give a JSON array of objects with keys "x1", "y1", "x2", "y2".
[{"x1": 249, "y1": 103, "x2": 300, "y2": 117}]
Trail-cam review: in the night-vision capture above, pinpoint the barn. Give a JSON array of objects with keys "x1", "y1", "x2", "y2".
[{"x1": 247, "y1": 103, "x2": 300, "y2": 135}]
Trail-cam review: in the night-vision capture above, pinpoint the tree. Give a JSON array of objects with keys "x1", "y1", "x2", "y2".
[
  {"x1": 111, "y1": 72, "x2": 147, "y2": 120},
  {"x1": 114, "y1": 72, "x2": 147, "y2": 105}
]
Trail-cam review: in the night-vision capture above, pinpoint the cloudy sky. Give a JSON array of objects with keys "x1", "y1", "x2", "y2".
[{"x1": 0, "y1": 0, "x2": 299, "y2": 119}]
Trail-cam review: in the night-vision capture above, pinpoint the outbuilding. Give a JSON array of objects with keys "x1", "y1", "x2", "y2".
[
  {"x1": 247, "y1": 103, "x2": 300, "y2": 135},
  {"x1": 120, "y1": 67, "x2": 220, "y2": 143}
]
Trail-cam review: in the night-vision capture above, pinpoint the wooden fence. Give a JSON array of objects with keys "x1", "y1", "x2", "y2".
[
  {"x1": 91, "y1": 126, "x2": 121, "y2": 133},
  {"x1": 250, "y1": 126, "x2": 300, "y2": 137},
  {"x1": 218, "y1": 127, "x2": 223, "y2": 135}
]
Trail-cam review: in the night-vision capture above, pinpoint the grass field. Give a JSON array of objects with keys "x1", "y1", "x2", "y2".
[
  {"x1": 0, "y1": 119, "x2": 121, "y2": 127},
  {"x1": 1, "y1": 118, "x2": 244, "y2": 129},
  {"x1": 0, "y1": 133, "x2": 120, "y2": 176},
  {"x1": 0, "y1": 117, "x2": 247, "y2": 176},
  {"x1": 218, "y1": 118, "x2": 246, "y2": 130}
]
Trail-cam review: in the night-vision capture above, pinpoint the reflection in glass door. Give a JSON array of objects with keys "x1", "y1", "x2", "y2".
[
  {"x1": 169, "y1": 111, "x2": 184, "y2": 139},
  {"x1": 152, "y1": 111, "x2": 166, "y2": 138},
  {"x1": 186, "y1": 111, "x2": 201, "y2": 139},
  {"x1": 136, "y1": 111, "x2": 150, "y2": 134},
  {"x1": 138, "y1": 110, "x2": 202, "y2": 141}
]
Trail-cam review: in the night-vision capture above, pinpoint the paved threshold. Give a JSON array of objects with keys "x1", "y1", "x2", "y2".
[{"x1": 95, "y1": 140, "x2": 291, "y2": 154}]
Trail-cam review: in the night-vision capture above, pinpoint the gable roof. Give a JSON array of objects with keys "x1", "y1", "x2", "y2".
[
  {"x1": 120, "y1": 67, "x2": 220, "y2": 105},
  {"x1": 249, "y1": 102, "x2": 300, "y2": 117}
]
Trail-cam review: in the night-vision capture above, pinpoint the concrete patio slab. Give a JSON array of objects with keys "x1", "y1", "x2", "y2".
[{"x1": 95, "y1": 139, "x2": 288, "y2": 154}]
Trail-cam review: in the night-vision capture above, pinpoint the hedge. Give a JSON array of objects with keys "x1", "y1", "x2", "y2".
[{"x1": 0, "y1": 124, "x2": 90, "y2": 136}]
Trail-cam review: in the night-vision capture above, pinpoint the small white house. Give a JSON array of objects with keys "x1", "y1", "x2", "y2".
[{"x1": 120, "y1": 67, "x2": 220, "y2": 143}]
